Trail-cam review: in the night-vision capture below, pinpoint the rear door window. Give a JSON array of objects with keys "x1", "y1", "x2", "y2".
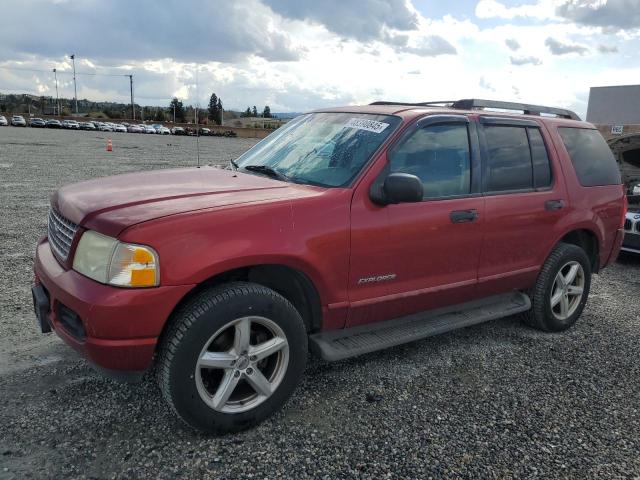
[
  {"x1": 483, "y1": 126, "x2": 532, "y2": 192},
  {"x1": 528, "y1": 128, "x2": 552, "y2": 189},
  {"x1": 558, "y1": 128, "x2": 621, "y2": 186}
]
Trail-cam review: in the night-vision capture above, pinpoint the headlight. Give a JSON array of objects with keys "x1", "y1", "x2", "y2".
[{"x1": 72, "y1": 231, "x2": 159, "y2": 287}]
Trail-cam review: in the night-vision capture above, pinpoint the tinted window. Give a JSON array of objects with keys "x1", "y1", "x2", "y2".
[
  {"x1": 484, "y1": 126, "x2": 532, "y2": 191},
  {"x1": 558, "y1": 128, "x2": 621, "y2": 186},
  {"x1": 528, "y1": 128, "x2": 552, "y2": 188},
  {"x1": 390, "y1": 123, "x2": 471, "y2": 199}
]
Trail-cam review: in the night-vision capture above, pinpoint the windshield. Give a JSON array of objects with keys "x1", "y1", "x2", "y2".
[{"x1": 235, "y1": 112, "x2": 401, "y2": 187}]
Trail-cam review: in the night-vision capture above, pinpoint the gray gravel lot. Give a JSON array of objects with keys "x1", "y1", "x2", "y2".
[{"x1": 1, "y1": 126, "x2": 640, "y2": 479}]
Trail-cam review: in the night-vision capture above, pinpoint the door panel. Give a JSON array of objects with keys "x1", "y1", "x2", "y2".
[
  {"x1": 478, "y1": 190, "x2": 565, "y2": 296},
  {"x1": 348, "y1": 118, "x2": 484, "y2": 327},
  {"x1": 477, "y1": 120, "x2": 568, "y2": 296}
]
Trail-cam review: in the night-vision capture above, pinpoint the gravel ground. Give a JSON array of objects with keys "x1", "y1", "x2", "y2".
[{"x1": 1, "y1": 126, "x2": 640, "y2": 479}]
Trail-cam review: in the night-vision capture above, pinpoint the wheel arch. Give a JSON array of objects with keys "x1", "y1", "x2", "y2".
[
  {"x1": 555, "y1": 228, "x2": 600, "y2": 273},
  {"x1": 158, "y1": 263, "x2": 323, "y2": 353}
]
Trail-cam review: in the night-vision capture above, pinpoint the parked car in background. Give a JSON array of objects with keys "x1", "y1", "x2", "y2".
[
  {"x1": 11, "y1": 115, "x2": 26, "y2": 126},
  {"x1": 142, "y1": 125, "x2": 154, "y2": 134},
  {"x1": 157, "y1": 126, "x2": 171, "y2": 135},
  {"x1": 199, "y1": 128, "x2": 211, "y2": 136},
  {"x1": 46, "y1": 119, "x2": 62, "y2": 129},
  {"x1": 171, "y1": 126, "x2": 186, "y2": 135},
  {"x1": 0, "y1": 115, "x2": 8, "y2": 126},
  {"x1": 127, "y1": 124, "x2": 143, "y2": 133},
  {"x1": 32, "y1": 99, "x2": 626, "y2": 433},
  {"x1": 98, "y1": 123, "x2": 114, "y2": 132},
  {"x1": 79, "y1": 122, "x2": 96, "y2": 131},
  {"x1": 29, "y1": 118, "x2": 46, "y2": 128},
  {"x1": 62, "y1": 120, "x2": 80, "y2": 129},
  {"x1": 114, "y1": 124, "x2": 127, "y2": 133}
]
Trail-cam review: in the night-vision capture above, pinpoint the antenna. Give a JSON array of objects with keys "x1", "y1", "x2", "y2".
[{"x1": 195, "y1": 66, "x2": 201, "y2": 168}]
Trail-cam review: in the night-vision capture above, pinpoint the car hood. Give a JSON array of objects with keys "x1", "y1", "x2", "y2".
[{"x1": 53, "y1": 167, "x2": 323, "y2": 237}]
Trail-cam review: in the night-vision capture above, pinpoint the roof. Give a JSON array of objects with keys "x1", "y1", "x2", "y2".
[{"x1": 312, "y1": 102, "x2": 590, "y2": 126}]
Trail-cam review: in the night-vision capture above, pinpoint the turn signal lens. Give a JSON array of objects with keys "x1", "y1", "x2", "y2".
[{"x1": 108, "y1": 244, "x2": 159, "y2": 287}]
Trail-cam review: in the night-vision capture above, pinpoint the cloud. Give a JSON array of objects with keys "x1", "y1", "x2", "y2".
[
  {"x1": 545, "y1": 37, "x2": 589, "y2": 55},
  {"x1": 265, "y1": 0, "x2": 418, "y2": 43},
  {"x1": 0, "y1": 0, "x2": 302, "y2": 63},
  {"x1": 505, "y1": 38, "x2": 521, "y2": 51},
  {"x1": 401, "y1": 36, "x2": 457, "y2": 56},
  {"x1": 475, "y1": 0, "x2": 555, "y2": 20},
  {"x1": 556, "y1": 0, "x2": 640, "y2": 31},
  {"x1": 597, "y1": 44, "x2": 619, "y2": 53},
  {"x1": 510, "y1": 55, "x2": 542, "y2": 65}
]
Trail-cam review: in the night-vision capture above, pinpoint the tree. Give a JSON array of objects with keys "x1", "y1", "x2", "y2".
[
  {"x1": 154, "y1": 108, "x2": 165, "y2": 121},
  {"x1": 216, "y1": 98, "x2": 223, "y2": 125},
  {"x1": 208, "y1": 93, "x2": 218, "y2": 122},
  {"x1": 262, "y1": 105, "x2": 271, "y2": 118},
  {"x1": 252, "y1": 105, "x2": 258, "y2": 117},
  {"x1": 169, "y1": 97, "x2": 185, "y2": 122},
  {"x1": 243, "y1": 107, "x2": 251, "y2": 117}
]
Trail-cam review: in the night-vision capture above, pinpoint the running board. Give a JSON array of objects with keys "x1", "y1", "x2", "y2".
[{"x1": 309, "y1": 292, "x2": 531, "y2": 362}]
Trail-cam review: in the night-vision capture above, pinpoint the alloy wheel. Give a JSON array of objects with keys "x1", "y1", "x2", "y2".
[
  {"x1": 194, "y1": 316, "x2": 289, "y2": 413},
  {"x1": 550, "y1": 261, "x2": 585, "y2": 321}
]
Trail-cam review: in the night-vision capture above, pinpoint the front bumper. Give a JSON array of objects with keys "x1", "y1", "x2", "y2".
[{"x1": 34, "y1": 238, "x2": 193, "y2": 372}]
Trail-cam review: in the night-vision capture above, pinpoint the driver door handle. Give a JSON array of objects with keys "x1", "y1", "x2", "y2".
[
  {"x1": 450, "y1": 209, "x2": 479, "y2": 223},
  {"x1": 545, "y1": 200, "x2": 565, "y2": 211}
]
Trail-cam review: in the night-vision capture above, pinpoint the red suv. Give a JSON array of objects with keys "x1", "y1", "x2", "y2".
[{"x1": 33, "y1": 99, "x2": 626, "y2": 433}]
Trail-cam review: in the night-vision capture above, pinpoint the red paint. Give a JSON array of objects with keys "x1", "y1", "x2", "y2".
[{"x1": 34, "y1": 105, "x2": 626, "y2": 373}]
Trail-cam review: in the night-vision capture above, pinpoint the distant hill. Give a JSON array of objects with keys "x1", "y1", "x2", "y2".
[{"x1": 1, "y1": 91, "x2": 304, "y2": 122}]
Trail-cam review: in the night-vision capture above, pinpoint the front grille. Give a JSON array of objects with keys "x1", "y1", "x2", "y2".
[
  {"x1": 48, "y1": 208, "x2": 78, "y2": 261},
  {"x1": 625, "y1": 219, "x2": 632, "y2": 231}
]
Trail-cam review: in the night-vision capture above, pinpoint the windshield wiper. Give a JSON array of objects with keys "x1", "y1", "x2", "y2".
[
  {"x1": 229, "y1": 158, "x2": 239, "y2": 170},
  {"x1": 243, "y1": 164, "x2": 290, "y2": 182}
]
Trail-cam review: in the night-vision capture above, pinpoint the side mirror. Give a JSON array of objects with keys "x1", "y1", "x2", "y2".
[{"x1": 381, "y1": 173, "x2": 423, "y2": 204}]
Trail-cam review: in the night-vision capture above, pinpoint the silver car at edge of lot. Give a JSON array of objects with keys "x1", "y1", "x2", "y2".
[{"x1": 11, "y1": 115, "x2": 26, "y2": 126}]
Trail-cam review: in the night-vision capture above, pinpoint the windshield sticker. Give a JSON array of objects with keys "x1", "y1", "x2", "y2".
[{"x1": 345, "y1": 118, "x2": 389, "y2": 134}]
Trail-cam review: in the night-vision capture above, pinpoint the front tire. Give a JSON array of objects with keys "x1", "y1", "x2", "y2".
[
  {"x1": 157, "y1": 282, "x2": 307, "y2": 433},
  {"x1": 522, "y1": 243, "x2": 592, "y2": 332}
]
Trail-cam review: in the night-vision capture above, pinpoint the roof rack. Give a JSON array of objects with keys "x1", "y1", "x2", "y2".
[{"x1": 370, "y1": 98, "x2": 581, "y2": 120}]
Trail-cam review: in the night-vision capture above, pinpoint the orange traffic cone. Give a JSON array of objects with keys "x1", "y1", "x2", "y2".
[{"x1": 106, "y1": 138, "x2": 113, "y2": 152}]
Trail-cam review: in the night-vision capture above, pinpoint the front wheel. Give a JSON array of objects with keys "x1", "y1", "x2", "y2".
[
  {"x1": 157, "y1": 282, "x2": 307, "y2": 433},
  {"x1": 522, "y1": 243, "x2": 592, "y2": 332}
]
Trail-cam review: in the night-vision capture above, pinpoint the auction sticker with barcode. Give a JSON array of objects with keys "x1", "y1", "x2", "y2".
[{"x1": 344, "y1": 118, "x2": 389, "y2": 134}]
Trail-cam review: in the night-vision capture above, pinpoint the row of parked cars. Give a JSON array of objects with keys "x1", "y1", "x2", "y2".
[{"x1": 0, "y1": 115, "x2": 238, "y2": 136}]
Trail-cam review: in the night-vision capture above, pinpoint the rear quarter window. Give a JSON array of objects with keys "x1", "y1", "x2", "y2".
[{"x1": 558, "y1": 127, "x2": 621, "y2": 186}]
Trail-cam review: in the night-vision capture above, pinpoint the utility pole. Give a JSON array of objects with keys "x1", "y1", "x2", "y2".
[
  {"x1": 70, "y1": 54, "x2": 78, "y2": 114},
  {"x1": 173, "y1": 103, "x2": 176, "y2": 123},
  {"x1": 53, "y1": 68, "x2": 60, "y2": 116},
  {"x1": 128, "y1": 74, "x2": 135, "y2": 121}
]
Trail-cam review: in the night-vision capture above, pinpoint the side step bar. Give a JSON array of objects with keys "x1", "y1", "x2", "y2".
[{"x1": 309, "y1": 292, "x2": 531, "y2": 362}]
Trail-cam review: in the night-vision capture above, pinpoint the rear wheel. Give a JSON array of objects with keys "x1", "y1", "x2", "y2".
[
  {"x1": 522, "y1": 243, "x2": 591, "y2": 332},
  {"x1": 158, "y1": 282, "x2": 307, "y2": 433}
]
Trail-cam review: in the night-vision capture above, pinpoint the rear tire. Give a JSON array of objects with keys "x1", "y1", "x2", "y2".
[
  {"x1": 157, "y1": 282, "x2": 307, "y2": 434},
  {"x1": 522, "y1": 243, "x2": 591, "y2": 332}
]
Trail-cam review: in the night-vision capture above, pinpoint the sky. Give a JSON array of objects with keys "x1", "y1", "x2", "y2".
[{"x1": 0, "y1": 0, "x2": 639, "y2": 117}]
